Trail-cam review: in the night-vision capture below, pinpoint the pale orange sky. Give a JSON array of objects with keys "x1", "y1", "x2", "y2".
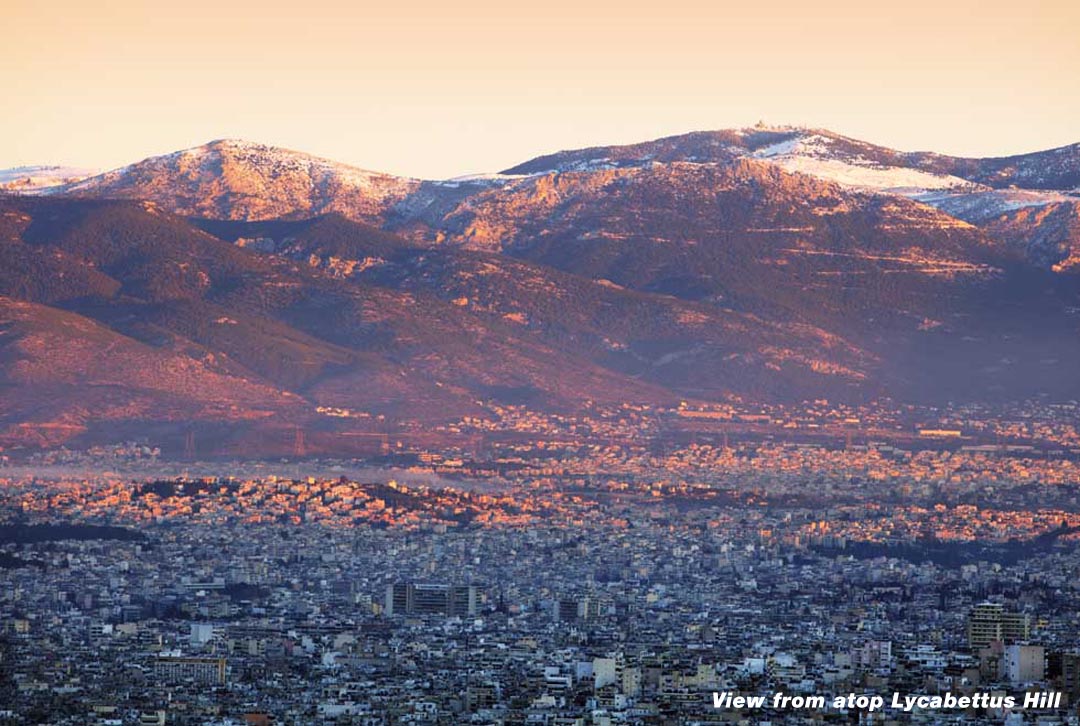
[{"x1": 3, "y1": 0, "x2": 1078, "y2": 179}]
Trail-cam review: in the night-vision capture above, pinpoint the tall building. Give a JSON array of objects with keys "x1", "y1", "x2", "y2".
[
  {"x1": 554, "y1": 595, "x2": 611, "y2": 622},
  {"x1": 190, "y1": 623, "x2": 220, "y2": 645},
  {"x1": 449, "y1": 585, "x2": 478, "y2": 617},
  {"x1": 1061, "y1": 653, "x2": 1080, "y2": 704},
  {"x1": 411, "y1": 584, "x2": 454, "y2": 615},
  {"x1": 593, "y1": 657, "x2": 619, "y2": 690},
  {"x1": 966, "y1": 603, "x2": 1030, "y2": 649},
  {"x1": 386, "y1": 583, "x2": 410, "y2": 616},
  {"x1": 154, "y1": 655, "x2": 227, "y2": 685},
  {"x1": 556, "y1": 598, "x2": 580, "y2": 622},
  {"x1": 856, "y1": 640, "x2": 893, "y2": 669},
  {"x1": 383, "y1": 583, "x2": 477, "y2": 617},
  {"x1": 1004, "y1": 645, "x2": 1045, "y2": 685}
]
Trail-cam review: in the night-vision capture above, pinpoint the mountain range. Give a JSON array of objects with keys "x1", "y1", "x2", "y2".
[{"x1": 2, "y1": 126, "x2": 1078, "y2": 453}]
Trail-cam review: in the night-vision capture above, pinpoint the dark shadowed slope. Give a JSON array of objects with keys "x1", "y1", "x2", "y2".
[
  {"x1": 196, "y1": 213, "x2": 880, "y2": 402},
  {"x1": 0, "y1": 197, "x2": 696, "y2": 449}
]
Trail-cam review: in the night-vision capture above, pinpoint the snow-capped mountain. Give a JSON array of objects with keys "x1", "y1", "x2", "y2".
[
  {"x1": 504, "y1": 125, "x2": 1080, "y2": 190},
  {"x1": 13, "y1": 128, "x2": 1080, "y2": 269},
  {"x1": 0, "y1": 165, "x2": 98, "y2": 192},
  {"x1": 48, "y1": 139, "x2": 421, "y2": 223},
  {"x1": 500, "y1": 126, "x2": 1080, "y2": 269}
]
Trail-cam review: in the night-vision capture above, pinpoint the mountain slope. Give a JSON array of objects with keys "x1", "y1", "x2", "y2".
[
  {"x1": 401, "y1": 157, "x2": 1080, "y2": 402},
  {"x1": 499, "y1": 127, "x2": 1080, "y2": 272},
  {"x1": 417, "y1": 159, "x2": 1001, "y2": 320},
  {"x1": 2, "y1": 130, "x2": 1078, "y2": 449},
  {"x1": 42, "y1": 131, "x2": 1080, "y2": 275},
  {"x1": 0, "y1": 296, "x2": 306, "y2": 447},
  {"x1": 980, "y1": 201, "x2": 1080, "y2": 272},
  {"x1": 195, "y1": 214, "x2": 879, "y2": 401},
  {"x1": 0, "y1": 196, "x2": 706, "y2": 448}
]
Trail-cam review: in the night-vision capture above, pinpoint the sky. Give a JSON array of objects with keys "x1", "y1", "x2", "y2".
[{"x1": 3, "y1": 0, "x2": 1079, "y2": 179}]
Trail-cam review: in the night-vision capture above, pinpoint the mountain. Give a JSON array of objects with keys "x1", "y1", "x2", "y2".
[
  {"x1": 500, "y1": 127, "x2": 1080, "y2": 270},
  {"x1": 400, "y1": 156, "x2": 1080, "y2": 401},
  {"x1": 410, "y1": 158, "x2": 1001, "y2": 314},
  {"x1": 503, "y1": 126, "x2": 1080, "y2": 193},
  {"x1": 0, "y1": 295, "x2": 306, "y2": 447},
  {"x1": 3, "y1": 129, "x2": 1080, "y2": 451},
  {"x1": 42, "y1": 129, "x2": 1080, "y2": 273},
  {"x1": 48, "y1": 139, "x2": 420, "y2": 224},
  {"x1": 0, "y1": 165, "x2": 97, "y2": 192}
]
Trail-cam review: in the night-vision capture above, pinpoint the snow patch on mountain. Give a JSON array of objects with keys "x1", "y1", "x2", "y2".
[
  {"x1": 751, "y1": 134, "x2": 977, "y2": 194},
  {"x1": 435, "y1": 173, "x2": 528, "y2": 190},
  {"x1": 915, "y1": 189, "x2": 1077, "y2": 223},
  {"x1": 775, "y1": 156, "x2": 976, "y2": 193},
  {"x1": 0, "y1": 165, "x2": 98, "y2": 192}
]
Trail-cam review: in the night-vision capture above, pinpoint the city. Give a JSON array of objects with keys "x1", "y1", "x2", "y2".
[
  {"x1": 3, "y1": 398, "x2": 1080, "y2": 724},
  {"x1": 4, "y1": 1, "x2": 1080, "y2": 722}
]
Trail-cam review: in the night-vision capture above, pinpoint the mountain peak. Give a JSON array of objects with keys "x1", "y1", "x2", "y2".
[
  {"x1": 502, "y1": 125, "x2": 1080, "y2": 194},
  {"x1": 49, "y1": 140, "x2": 420, "y2": 223},
  {"x1": 152, "y1": 138, "x2": 390, "y2": 176},
  {"x1": 206, "y1": 137, "x2": 257, "y2": 146}
]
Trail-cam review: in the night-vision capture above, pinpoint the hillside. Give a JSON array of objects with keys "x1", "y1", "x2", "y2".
[
  {"x1": 413, "y1": 159, "x2": 1001, "y2": 318},
  {"x1": 41, "y1": 129, "x2": 1080, "y2": 273},
  {"x1": 196, "y1": 214, "x2": 878, "y2": 402},
  {"x1": 0, "y1": 198, "x2": 679, "y2": 448}
]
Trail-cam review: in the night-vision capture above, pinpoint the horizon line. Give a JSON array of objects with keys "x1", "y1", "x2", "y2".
[{"x1": 6, "y1": 124, "x2": 1080, "y2": 183}]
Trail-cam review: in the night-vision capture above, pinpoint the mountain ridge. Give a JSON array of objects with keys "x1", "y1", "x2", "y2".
[
  {"x1": 2, "y1": 128, "x2": 1080, "y2": 451},
  {"x1": 502, "y1": 126, "x2": 1080, "y2": 190},
  {"x1": 15, "y1": 127, "x2": 1077, "y2": 270},
  {"x1": 12, "y1": 126, "x2": 1079, "y2": 200}
]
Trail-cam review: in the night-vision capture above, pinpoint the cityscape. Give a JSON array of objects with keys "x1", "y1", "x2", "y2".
[{"x1": 4, "y1": 395, "x2": 1080, "y2": 724}]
